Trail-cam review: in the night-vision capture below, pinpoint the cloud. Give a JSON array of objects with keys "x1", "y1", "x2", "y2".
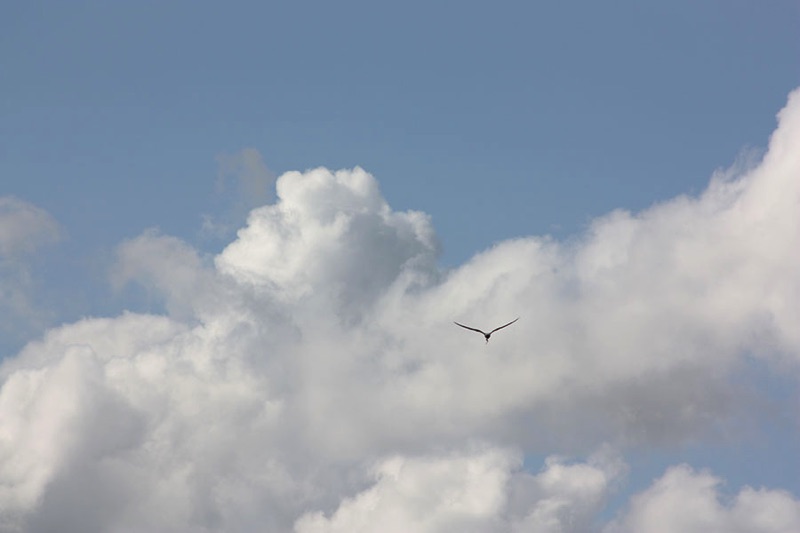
[
  {"x1": 111, "y1": 229, "x2": 222, "y2": 320},
  {"x1": 294, "y1": 447, "x2": 519, "y2": 533},
  {"x1": 1, "y1": 88, "x2": 799, "y2": 530},
  {"x1": 202, "y1": 148, "x2": 277, "y2": 238},
  {"x1": 215, "y1": 165, "x2": 439, "y2": 315},
  {"x1": 605, "y1": 465, "x2": 800, "y2": 533},
  {"x1": 298, "y1": 452, "x2": 799, "y2": 533},
  {"x1": 295, "y1": 447, "x2": 625, "y2": 533},
  {"x1": 0, "y1": 197, "x2": 61, "y2": 257},
  {"x1": 0, "y1": 197, "x2": 62, "y2": 351}
]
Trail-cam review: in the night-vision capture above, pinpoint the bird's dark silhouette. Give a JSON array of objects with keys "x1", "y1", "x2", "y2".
[{"x1": 454, "y1": 317, "x2": 519, "y2": 343}]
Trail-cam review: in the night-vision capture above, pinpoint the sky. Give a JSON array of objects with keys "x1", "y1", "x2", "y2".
[{"x1": 1, "y1": 1, "x2": 799, "y2": 532}]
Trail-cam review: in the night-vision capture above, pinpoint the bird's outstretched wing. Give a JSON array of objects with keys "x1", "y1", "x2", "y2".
[
  {"x1": 489, "y1": 317, "x2": 519, "y2": 335},
  {"x1": 454, "y1": 322, "x2": 487, "y2": 335}
]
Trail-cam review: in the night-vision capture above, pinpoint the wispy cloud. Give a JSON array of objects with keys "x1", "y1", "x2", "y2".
[
  {"x1": 0, "y1": 197, "x2": 61, "y2": 257},
  {"x1": 202, "y1": 148, "x2": 277, "y2": 239},
  {"x1": 0, "y1": 197, "x2": 62, "y2": 353}
]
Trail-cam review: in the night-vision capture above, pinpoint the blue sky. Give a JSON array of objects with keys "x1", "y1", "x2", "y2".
[
  {"x1": 2, "y1": 2, "x2": 800, "y2": 531},
  {"x1": 3, "y1": 1, "x2": 798, "y2": 325},
  {"x1": 4, "y1": 1, "x2": 797, "y2": 257}
]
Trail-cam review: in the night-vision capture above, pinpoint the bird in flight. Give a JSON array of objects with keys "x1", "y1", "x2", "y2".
[{"x1": 454, "y1": 317, "x2": 519, "y2": 343}]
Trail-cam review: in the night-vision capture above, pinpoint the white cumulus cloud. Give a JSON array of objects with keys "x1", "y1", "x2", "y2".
[
  {"x1": 295, "y1": 447, "x2": 625, "y2": 533},
  {"x1": 1, "y1": 88, "x2": 799, "y2": 531}
]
